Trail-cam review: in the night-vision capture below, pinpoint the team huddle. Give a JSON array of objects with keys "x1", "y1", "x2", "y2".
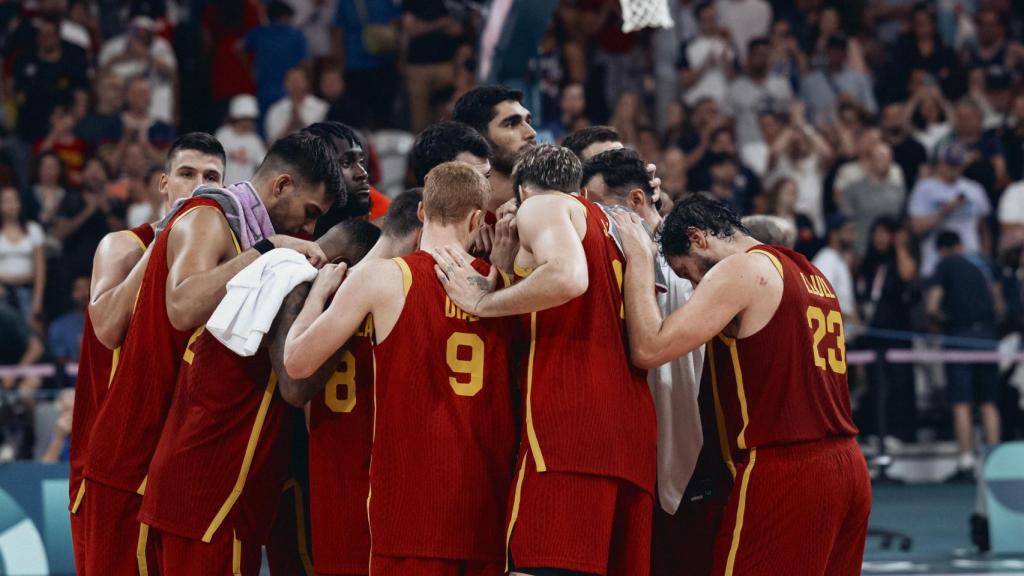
[{"x1": 69, "y1": 86, "x2": 871, "y2": 576}]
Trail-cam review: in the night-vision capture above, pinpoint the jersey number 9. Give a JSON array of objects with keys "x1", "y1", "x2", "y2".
[{"x1": 447, "y1": 332, "x2": 484, "y2": 396}]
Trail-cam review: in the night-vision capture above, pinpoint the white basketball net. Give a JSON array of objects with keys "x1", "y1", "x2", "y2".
[{"x1": 620, "y1": 0, "x2": 674, "y2": 33}]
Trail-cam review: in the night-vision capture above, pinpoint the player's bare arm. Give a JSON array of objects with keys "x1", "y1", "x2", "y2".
[
  {"x1": 269, "y1": 282, "x2": 346, "y2": 407},
  {"x1": 165, "y1": 208, "x2": 328, "y2": 332},
  {"x1": 89, "y1": 231, "x2": 152, "y2": 348},
  {"x1": 285, "y1": 259, "x2": 403, "y2": 379},
  {"x1": 434, "y1": 194, "x2": 588, "y2": 317},
  {"x1": 612, "y1": 212, "x2": 781, "y2": 369}
]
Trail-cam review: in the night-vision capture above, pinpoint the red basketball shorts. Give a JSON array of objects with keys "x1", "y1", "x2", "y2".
[
  {"x1": 711, "y1": 437, "x2": 871, "y2": 576},
  {"x1": 507, "y1": 451, "x2": 653, "y2": 576},
  {"x1": 149, "y1": 524, "x2": 261, "y2": 576},
  {"x1": 81, "y1": 480, "x2": 158, "y2": 576}
]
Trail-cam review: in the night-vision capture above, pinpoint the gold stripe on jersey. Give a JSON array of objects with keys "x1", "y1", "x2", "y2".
[
  {"x1": 137, "y1": 522, "x2": 150, "y2": 576},
  {"x1": 724, "y1": 448, "x2": 757, "y2": 576},
  {"x1": 748, "y1": 249, "x2": 784, "y2": 279},
  {"x1": 70, "y1": 480, "x2": 86, "y2": 514},
  {"x1": 393, "y1": 257, "x2": 412, "y2": 296},
  {"x1": 524, "y1": 313, "x2": 547, "y2": 471},
  {"x1": 719, "y1": 336, "x2": 751, "y2": 450},
  {"x1": 137, "y1": 475, "x2": 147, "y2": 495},
  {"x1": 232, "y1": 530, "x2": 242, "y2": 575},
  {"x1": 202, "y1": 371, "x2": 278, "y2": 542},
  {"x1": 505, "y1": 454, "x2": 530, "y2": 571},
  {"x1": 108, "y1": 347, "x2": 121, "y2": 388},
  {"x1": 707, "y1": 343, "x2": 736, "y2": 479},
  {"x1": 124, "y1": 228, "x2": 148, "y2": 251}
]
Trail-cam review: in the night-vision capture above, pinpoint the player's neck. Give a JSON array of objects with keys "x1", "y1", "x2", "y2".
[
  {"x1": 419, "y1": 225, "x2": 468, "y2": 253},
  {"x1": 363, "y1": 235, "x2": 408, "y2": 261},
  {"x1": 486, "y1": 171, "x2": 513, "y2": 213}
]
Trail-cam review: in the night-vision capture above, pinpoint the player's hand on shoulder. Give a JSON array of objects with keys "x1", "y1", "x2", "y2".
[
  {"x1": 270, "y1": 235, "x2": 328, "y2": 268},
  {"x1": 609, "y1": 211, "x2": 655, "y2": 263},
  {"x1": 432, "y1": 244, "x2": 496, "y2": 314},
  {"x1": 490, "y1": 214, "x2": 519, "y2": 276},
  {"x1": 310, "y1": 262, "x2": 348, "y2": 299}
]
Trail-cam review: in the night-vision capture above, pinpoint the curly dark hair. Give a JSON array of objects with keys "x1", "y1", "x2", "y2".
[
  {"x1": 452, "y1": 85, "x2": 524, "y2": 135},
  {"x1": 411, "y1": 121, "x2": 491, "y2": 186},
  {"x1": 511, "y1": 144, "x2": 581, "y2": 204},
  {"x1": 580, "y1": 148, "x2": 653, "y2": 200},
  {"x1": 301, "y1": 121, "x2": 363, "y2": 153},
  {"x1": 660, "y1": 193, "x2": 750, "y2": 257}
]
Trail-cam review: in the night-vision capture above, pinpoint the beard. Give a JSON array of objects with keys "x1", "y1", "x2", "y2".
[{"x1": 491, "y1": 141, "x2": 535, "y2": 174}]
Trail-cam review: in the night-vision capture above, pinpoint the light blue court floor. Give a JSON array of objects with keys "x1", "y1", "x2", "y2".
[{"x1": 865, "y1": 483, "x2": 1024, "y2": 575}]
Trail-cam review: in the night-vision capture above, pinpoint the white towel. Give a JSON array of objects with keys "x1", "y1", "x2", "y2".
[{"x1": 207, "y1": 248, "x2": 318, "y2": 356}]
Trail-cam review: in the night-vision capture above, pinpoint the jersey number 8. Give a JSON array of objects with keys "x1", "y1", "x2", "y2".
[{"x1": 325, "y1": 350, "x2": 358, "y2": 413}]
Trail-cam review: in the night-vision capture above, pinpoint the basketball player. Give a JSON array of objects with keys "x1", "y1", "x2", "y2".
[
  {"x1": 453, "y1": 85, "x2": 536, "y2": 217},
  {"x1": 580, "y1": 149, "x2": 719, "y2": 576},
  {"x1": 139, "y1": 219, "x2": 377, "y2": 576},
  {"x1": 81, "y1": 133, "x2": 340, "y2": 575},
  {"x1": 69, "y1": 132, "x2": 226, "y2": 573},
  {"x1": 306, "y1": 190, "x2": 423, "y2": 576},
  {"x1": 285, "y1": 162, "x2": 517, "y2": 576},
  {"x1": 411, "y1": 121, "x2": 493, "y2": 186},
  {"x1": 612, "y1": 195, "x2": 870, "y2": 576},
  {"x1": 432, "y1": 145, "x2": 657, "y2": 576},
  {"x1": 563, "y1": 125, "x2": 623, "y2": 161}
]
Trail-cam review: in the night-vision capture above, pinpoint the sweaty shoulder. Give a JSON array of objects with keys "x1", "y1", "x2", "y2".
[
  {"x1": 518, "y1": 193, "x2": 587, "y2": 241},
  {"x1": 167, "y1": 205, "x2": 234, "y2": 254},
  {"x1": 710, "y1": 250, "x2": 785, "y2": 338}
]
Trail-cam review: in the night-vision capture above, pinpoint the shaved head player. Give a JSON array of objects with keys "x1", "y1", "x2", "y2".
[
  {"x1": 69, "y1": 132, "x2": 225, "y2": 574},
  {"x1": 612, "y1": 195, "x2": 870, "y2": 576},
  {"x1": 81, "y1": 133, "x2": 340, "y2": 575},
  {"x1": 433, "y1": 145, "x2": 657, "y2": 576},
  {"x1": 286, "y1": 162, "x2": 517, "y2": 576}
]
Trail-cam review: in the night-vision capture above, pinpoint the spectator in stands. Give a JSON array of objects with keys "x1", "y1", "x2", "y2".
[
  {"x1": 215, "y1": 95, "x2": 267, "y2": 185},
  {"x1": 926, "y1": 230, "x2": 1003, "y2": 481},
  {"x1": 52, "y1": 164, "x2": 126, "y2": 288},
  {"x1": 12, "y1": 16, "x2": 89, "y2": 144},
  {"x1": 767, "y1": 17, "x2": 805, "y2": 91},
  {"x1": 48, "y1": 276, "x2": 88, "y2": 368},
  {"x1": 0, "y1": 286, "x2": 46, "y2": 462},
  {"x1": 800, "y1": 35, "x2": 876, "y2": 127},
  {"x1": 726, "y1": 37, "x2": 793, "y2": 145},
  {"x1": 1002, "y1": 93, "x2": 1024, "y2": 183},
  {"x1": 29, "y1": 152, "x2": 67, "y2": 234},
  {"x1": 550, "y1": 83, "x2": 589, "y2": 141},
  {"x1": 716, "y1": 0, "x2": 771, "y2": 65},
  {"x1": 126, "y1": 167, "x2": 163, "y2": 229},
  {"x1": 332, "y1": 0, "x2": 400, "y2": 129},
  {"x1": 678, "y1": 96, "x2": 722, "y2": 156},
  {"x1": 905, "y1": 83, "x2": 955, "y2": 157},
  {"x1": 402, "y1": 0, "x2": 462, "y2": 133},
  {"x1": 240, "y1": 0, "x2": 310, "y2": 114},
  {"x1": 35, "y1": 105, "x2": 88, "y2": 189},
  {"x1": 909, "y1": 142, "x2": 991, "y2": 276},
  {"x1": 97, "y1": 16, "x2": 177, "y2": 124},
  {"x1": 678, "y1": 2, "x2": 735, "y2": 106},
  {"x1": 74, "y1": 73, "x2": 125, "y2": 150},
  {"x1": 855, "y1": 217, "x2": 919, "y2": 443},
  {"x1": 813, "y1": 212, "x2": 860, "y2": 325},
  {"x1": 742, "y1": 214, "x2": 795, "y2": 247},
  {"x1": 321, "y1": 68, "x2": 363, "y2": 129},
  {"x1": 766, "y1": 103, "x2": 834, "y2": 235},
  {"x1": 834, "y1": 128, "x2": 905, "y2": 207},
  {"x1": 659, "y1": 147, "x2": 688, "y2": 200},
  {"x1": 765, "y1": 176, "x2": 818, "y2": 257},
  {"x1": 265, "y1": 67, "x2": 328, "y2": 144},
  {"x1": 688, "y1": 126, "x2": 761, "y2": 213},
  {"x1": 202, "y1": 0, "x2": 262, "y2": 116},
  {"x1": 741, "y1": 108, "x2": 785, "y2": 177},
  {"x1": 0, "y1": 187, "x2": 46, "y2": 323},
  {"x1": 39, "y1": 388, "x2": 74, "y2": 464},
  {"x1": 939, "y1": 98, "x2": 1008, "y2": 197},
  {"x1": 881, "y1": 102, "x2": 929, "y2": 191},
  {"x1": 118, "y1": 77, "x2": 177, "y2": 154},
  {"x1": 891, "y1": 5, "x2": 963, "y2": 100},
  {"x1": 840, "y1": 143, "x2": 907, "y2": 258},
  {"x1": 967, "y1": 8, "x2": 1024, "y2": 83}
]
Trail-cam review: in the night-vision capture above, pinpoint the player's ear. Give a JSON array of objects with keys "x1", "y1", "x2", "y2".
[
  {"x1": 416, "y1": 201, "x2": 425, "y2": 223},
  {"x1": 468, "y1": 209, "x2": 482, "y2": 232},
  {"x1": 687, "y1": 226, "x2": 706, "y2": 250},
  {"x1": 627, "y1": 188, "x2": 646, "y2": 211},
  {"x1": 158, "y1": 173, "x2": 169, "y2": 200},
  {"x1": 273, "y1": 174, "x2": 293, "y2": 200}
]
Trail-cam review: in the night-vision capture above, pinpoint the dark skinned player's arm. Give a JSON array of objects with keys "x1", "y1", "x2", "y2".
[
  {"x1": 269, "y1": 282, "x2": 345, "y2": 407},
  {"x1": 165, "y1": 208, "x2": 262, "y2": 332},
  {"x1": 90, "y1": 231, "x2": 153, "y2": 349}
]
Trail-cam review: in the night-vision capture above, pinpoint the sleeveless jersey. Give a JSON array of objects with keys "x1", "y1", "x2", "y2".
[
  {"x1": 520, "y1": 195, "x2": 656, "y2": 492},
  {"x1": 85, "y1": 198, "x2": 228, "y2": 493},
  {"x1": 139, "y1": 331, "x2": 293, "y2": 544},
  {"x1": 705, "y1": 244, "x2": 859, "y2": 461},
  {"x1": 370, "y1": 251, "x2": 518, "y2": 561},
  {"x1": 69, "y1": 223, "x2": 154, "y2": 511},
  {"x1": 308, "y1": 316, "x2": 374, "y2": 574}
]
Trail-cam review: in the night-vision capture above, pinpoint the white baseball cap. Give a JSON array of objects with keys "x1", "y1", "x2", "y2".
[{"x1": 228, "y1": 95, "x2": 259, "y2": 120}]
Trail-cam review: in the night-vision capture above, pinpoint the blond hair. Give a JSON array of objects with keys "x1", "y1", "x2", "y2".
[{"x1": 422, "y1": 161, "x2": 490, "y2": 225}]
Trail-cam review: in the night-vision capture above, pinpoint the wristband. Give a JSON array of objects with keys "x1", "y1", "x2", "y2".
[{"x1": 254, "y1": 238, "x2": 275, "y2": 254}]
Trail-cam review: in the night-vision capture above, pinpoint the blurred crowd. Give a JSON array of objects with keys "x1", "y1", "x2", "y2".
[{"x1": 0, "y1": 0, "x2": 1023, "y2": 463}]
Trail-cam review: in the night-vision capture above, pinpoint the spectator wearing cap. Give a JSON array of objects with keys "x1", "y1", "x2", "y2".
[
  {"x1": 840, "y1": 142, "x2": 906, "y2": 258},
  {"x1": 925, "y1": 230, "x2": 1003, "y2": 481},
  {"x1": 238, "y1": 0, "x2": 310, "y2": 115},
  {"x1": 937, "y1": 99, "x2": 1008, "y2": 197},
  {"x1": 799, "y1": 35, "x2": 876, "y2": 128},
  {"x1": 98, "y1": 15, "x2": 178, "y2": 124},
  {"x1": 264, "y1": 67, "x2": 328, "y2": 144},
  {"x1": 812, "y1": 213, "x2": 860, "y2": 326},
  {"x1": 215, "y1": 95, "x2": 267, "y2": 185},
  {"x1": 909, "y1": 142, "x2": 991, "y2": 276},
  {"x1": 725, "y1": 37, "x2": 793, "y2": 146}
]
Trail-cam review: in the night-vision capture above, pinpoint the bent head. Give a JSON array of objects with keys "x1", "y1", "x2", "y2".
[
  {"x1": 381, "y1": 188, "x2": 424, "y2": 253},
  {"x1": 252, "y1": 132, "x2": 342, "y2": 236},
  {"x1": 160, "y1": 132, "x2": 226, "y2": 207},
  {"x1": 563, "y1": 125, "x2": 623, "y2": 161},
  {"x1": 581, "y1": 148, "x2": 658, "y2": 228},
  {"x1": 412, "y1": 121, "x2": 492, "y2": 186},
  {"x1": 512, "y1": 144, "x2": 582, "y2": 204},
  {"x1": 660, "y1": 194, "x2": 752, "y2": 284},
  {"x1": 421, "y1": 162, "x2": 490, "y2": 247},
  {"x1": 317, "y1": 219, "x2": 381, "y2": 265}
]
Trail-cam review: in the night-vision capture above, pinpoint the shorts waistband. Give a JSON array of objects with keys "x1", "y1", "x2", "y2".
[{"x1": 732, "y1": 436, "x2": 859, "y2": 464}]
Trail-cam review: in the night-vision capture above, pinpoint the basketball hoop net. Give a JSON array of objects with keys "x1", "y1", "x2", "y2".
[{"x1": 620, "y1": 0, "x2": 674, "y2": 33}]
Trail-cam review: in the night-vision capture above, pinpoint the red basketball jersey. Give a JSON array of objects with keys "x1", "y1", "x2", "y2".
[
  {"x1": 308, "y1": 316, "x2": 374, "y2": 574},
  {"x1": 139, "y1": 330, "x2": 293, "y2": 544},
  {"x1": 521, "y1": 195, "x2": 656, "y2": 493},
  {"x1": 370, "y1": 251, "x2": 518, "y2": 562},
  {"x1": 85, "y1": 198, "x2": 227, "y2": 494},
  {"x1": 69, "y1": 223, "x2": 154, "y2": 511},
  {"x1": 705, "y1": 245, "x2": 859, "y2": 459}
]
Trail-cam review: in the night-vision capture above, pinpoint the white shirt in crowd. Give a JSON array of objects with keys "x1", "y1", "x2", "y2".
[
  {"x1": 0, "y1": 222, "x2": 44, "y2": 278},
  {"x1": 914, "y1": 123, "x2": 952, "y2": 158},
  {"x1": 264, "y1": 95, "x2": 329, "y2": 144},
  {"x1": 908, "y1": 176, "x2": 990, "y2": 276},
  {"x1": 682, "y1": 34, "x2": 735, "y2": 105},
  {"x1": 216, "y1": 125, "x2": 268, "y2": 186},
  {"x1": 126, "y1": 202, "x2": 158, "y2": 230},
  {"x1": 98, "y1": 34, "x2": 178, "y2": 123},
  {"x1": 833, "y1": 161, "x2": 905, "y2": 198},
  {"x1": 726, "y1": 73, "x2": 793, "y2": 144},
  {"x1": 769, "y1": 154, "x2": 826, "y2": 235},
  {"x1": 651, "y1": 253, "x2": 704, "y2": 514},
  {"x1": 716, "y1": 0, "x2": 772, "y2": 63},
  {"x1": 812, "y1": 245, "x2": 856, "y2": 318}
]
